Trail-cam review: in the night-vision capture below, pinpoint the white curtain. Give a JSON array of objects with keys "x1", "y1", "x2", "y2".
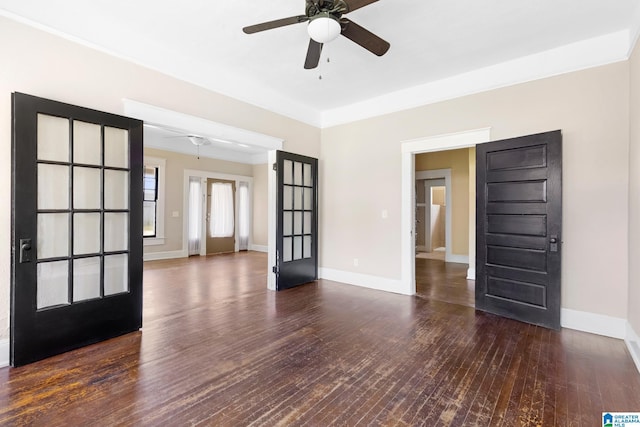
[
  {"x1": 210, "y1": 182, "x2": 234, "y2": 238},
  {"x1": 238, "y1": 181, "x2": 249, "y2": 250},
  {"x1": 188, "y1": 177, "x2": 202, "y2": 255}
]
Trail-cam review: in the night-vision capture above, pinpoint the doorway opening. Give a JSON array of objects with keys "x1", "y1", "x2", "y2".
[{"x1": 400, "y1": 128, "x2": 491, "y2": 298}]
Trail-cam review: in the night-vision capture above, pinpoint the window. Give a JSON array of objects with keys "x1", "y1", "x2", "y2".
[
  {"x1": 209, "y1": 182, "x2": 234, "y2": 238},
  {"x1": 143, "y1": 166, "x2": 158, "y2": 237},
  {"x1": 143, "y1": 156, "x2": 165, "y2": 245}
]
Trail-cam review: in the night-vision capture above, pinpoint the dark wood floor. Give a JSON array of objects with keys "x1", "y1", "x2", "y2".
[
  {"x1": 415, "y1": 258, "x2": 475, "y2": 308},
  {"x1": 1, "y1": 252, "x2": 639, "y2": 426}
]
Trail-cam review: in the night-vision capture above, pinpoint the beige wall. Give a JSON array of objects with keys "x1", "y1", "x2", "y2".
[
  {"x1": 321, "y1": 62, "x2": 630, "y2": 319},
  {"x1": 629, "y1": 41, "x2": 640, "y2": 335},
  {"x1": 0, "y1": 17, "x2": 320, "y2": 340},
  {"x1": 252, "y1": 163, "x2": 269, "y2": 247},
  {"x1": 143, "y1": 148, "x2": 254, "y2": 253},
  {"x1": 415, "y1": 148, "x2": 470, "y2": 255}
]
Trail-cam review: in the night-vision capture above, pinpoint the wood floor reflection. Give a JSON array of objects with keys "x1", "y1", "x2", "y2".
[
  {"x1": 0, "y1": 251, "x2": 639, "y2": 426},
  {"x1": 415, "y1": 257, "x2": 475, "y2": 308}
]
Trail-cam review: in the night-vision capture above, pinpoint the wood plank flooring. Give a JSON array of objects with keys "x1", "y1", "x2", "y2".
[{"x1": 1, "y1": 251, "x2": 639, "y2": 426}]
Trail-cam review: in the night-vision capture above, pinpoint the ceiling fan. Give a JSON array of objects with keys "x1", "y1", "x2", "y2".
[{"x1": 243, "y1": 0, "x2": 390, "y2": 69}]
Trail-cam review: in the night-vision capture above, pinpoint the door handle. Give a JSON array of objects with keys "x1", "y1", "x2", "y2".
[
  {"x1": 549, "y1": 235, "x2": 558, "y2": 252},
  {"x1": 20, "y1": 238, "x2": 32, "y2": 263}
]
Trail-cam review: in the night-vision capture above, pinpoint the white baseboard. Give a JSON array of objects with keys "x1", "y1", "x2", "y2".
[
  {"x1": 0, "y1": 339, "x2": 9, "y2": 368},
  {"x1": 319, "y1": 268, "x2": 408, "y2": 295},
  {"x1": 561, "y1": 308, "x2": 626, "y2": 339},
  {"x1": 466, "y1": 267, "x2": 475, "y2": 280},
  {"x1": 626, "y1": 323, "x2": 640, "y2": 374},
  {"x1": 250, "y1": 244, "x2": 268, "y2": 253},
  {"x1": 143, "y1": 249, "x2": 187, "y2": 261},
  {"x1": 446, "y1": 254, "x2": 469, "y2": 264}
]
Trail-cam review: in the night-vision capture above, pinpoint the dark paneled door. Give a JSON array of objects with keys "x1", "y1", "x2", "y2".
[
  {"x1": 275, "y1": 151, "x2": 318, "y2": 290},
  {"x1": 476, "y1": 130, "x2": 562, "y2": 329},
  {"x1": 11, "y1": 93, "x2": 144, "y2": 366}
]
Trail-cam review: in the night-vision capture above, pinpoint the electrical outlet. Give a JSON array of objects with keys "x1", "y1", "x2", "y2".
[
  {"x1": 172, "y1": 211, "x2": 179, "y2": 218},
  {"x1": 382, "y1": 209, "x2": 388, "y2": 219},
  {"x1": 353, "y1": 258, "x2": 359, "y2": 267}
]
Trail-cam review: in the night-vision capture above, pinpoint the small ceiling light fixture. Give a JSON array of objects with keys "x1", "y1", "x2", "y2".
[
  {"x1": 188, "y1": 135, "x2": 210, "y2": 159},
  {"x1": 307, "y1": 13, "x2": 341, "y2": 43}
]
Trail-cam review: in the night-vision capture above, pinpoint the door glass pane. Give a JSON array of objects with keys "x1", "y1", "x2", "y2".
[
  {"x1": 38, "y1": 164, "x2": 69, "y2": 210},
  {"x1": 304, "y1": 188, "x2": 312, "y2": 210},
  {"x1": 304, "y1": 212, "x2": 312, "y2": 234},
  {"x1": 304, "y1": 236, "x2": 312, "y2": 259},
  {"x1": 303, "y1": 163, "x2": 312, "y2": 187},
  {"x1": 293, "y1": 236, "x2": 302, "y2": 260},
  {"x1": 104, "y1": 127, "x2": 128, "y2": 168},
  {"x1": 104, "y1": 170, "x2": 129, "y2": 209},
  {"x1": 294, "y1": 161, "x2": 303, "y2": 186},
  {"x1": 283, "y1": 185, "x2": 293, "y2": 210},
  {"x1": 73, "y1": 213, "x2": 101, "y2": 255},
  {"x1": 283, "y1": 237, "x2": 292, "y2": 262},
  {"x1": 37, "y1": 213, "x2": 69, "y2": 259},
  {"x1": 294, "y1": 212, "x2": 302, "y2": 235},
  {"x1": 37, "y1": 261, "x2": 69, "y2": 309},
  {"x1": 105, "y1": 254, "x2": 128, "y2": 295},
  {"x1": 283, "y1": 211, "x2": 292, "y2": 236},
  {"x1": 73, "y1": 167, "x2": 101, "y2": 209},
  {"x1": 283, "y1": 160, "x2": 293, "y2": 185},
  {"x1": 73, "y1": 257, "x2": 101, "y2": 302},
  {"x1": 73, "y1": 121, "x2": 101, "y2": 165},
  {"x1": 294, "y1": 187, "x2": 303, "y2": 210},
  {"x1": 104, "y1": 213, "x2": 128, "y2": 252},
  {"x1": 37, "y1": 114, "x2": 69, "y2": 162}
]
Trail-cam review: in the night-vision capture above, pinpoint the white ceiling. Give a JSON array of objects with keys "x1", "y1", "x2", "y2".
[{"x1": 1, "y1": 0, "x2": 639, "y2": 129}]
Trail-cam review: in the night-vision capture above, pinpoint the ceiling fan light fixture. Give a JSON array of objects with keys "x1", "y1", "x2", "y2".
[
  {"x1": 188, "y1": 136, "x2": 208, "y2": 146},
  {"x1": 308, "y1": 14, "x2": 341, "y2": 43}
]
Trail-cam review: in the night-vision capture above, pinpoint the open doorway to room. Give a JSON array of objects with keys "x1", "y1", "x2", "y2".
[
  {"x1": 400, "y1": 128, "x2": 491, "y2": 305},
  {"x1": 414, "y1": 149, "x2": 475, "y2": 307}
]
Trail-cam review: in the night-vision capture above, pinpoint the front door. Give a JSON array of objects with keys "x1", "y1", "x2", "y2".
[
  {"x1": 475, "y1": 130, "x2": 562, "y2": 329},
  {"x1": 11, "y1": 93, "x2": 144, "y2": 366},
  {"x1": 206, "y1": 178, "x2": 236, "y2": 254},
  {"x1": 275, "y1": 151, "x2": 318, "y2": 290}
]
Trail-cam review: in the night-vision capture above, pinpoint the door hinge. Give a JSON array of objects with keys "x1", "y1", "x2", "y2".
[
  {"x1": 272, "y1": 163, "x2": 277, "y2": 171},
  {"x1": 272, "y1": 265, "x2": 279, "y2": 274}
]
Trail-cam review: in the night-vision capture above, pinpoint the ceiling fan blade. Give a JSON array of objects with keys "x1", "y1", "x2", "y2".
[
  {"x1": 304, "y1": 39, "x2": 323, "y2": 69},
  {"x1": 243, "y1": 15, "x2": 308, "y2": 34},
  {"x1": 342, "y1": 0, "x2": 379, "y2": 13},
  {"x1": 340, "y1": 18, "x2": 389, "y2": 56}
]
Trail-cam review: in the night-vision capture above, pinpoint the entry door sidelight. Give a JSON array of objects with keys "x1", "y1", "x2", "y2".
[
  {"x1": 11, "y1": 93, "x2": 144, "y2": 366},
  {"x1": 275, "y1": 151, "x2": 318, "y2": 290}
]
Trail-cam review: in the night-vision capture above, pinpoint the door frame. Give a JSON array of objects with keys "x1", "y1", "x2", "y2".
[
  {"x1": 416, "y1": 172, "x2": 450, "y2": 257},
  {"x1": 182, "y1": 169, "x2": 253, "y2": 256},
  {"x1": 400, "y1": 128, "x2": 491, "y2": 295}
]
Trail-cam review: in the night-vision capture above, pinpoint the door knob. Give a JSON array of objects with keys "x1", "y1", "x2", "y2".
[
  {"x1": 20, "y1": 238, "x2": 32, "y2": 263},
  {"x1": 549, "y1": 237, "x2": 557, "y2": 243}
]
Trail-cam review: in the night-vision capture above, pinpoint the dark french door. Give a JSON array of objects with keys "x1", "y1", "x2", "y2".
[
  {"x1": 11, "y1": 93, "x2": 144, "y2": 366},
  {"x1": 476, "y1": 130, "x2": 562, "y2": 329},
  {"x1": 275, "y1": 151, "x2": 318, "y2": 290}
]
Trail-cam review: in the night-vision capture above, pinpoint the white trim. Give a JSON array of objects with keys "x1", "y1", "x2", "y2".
[
  {"x1": 466, "y1": 267, "x2": 475, "y2": 281},
  {"x1": 416, "y1": 170, "x2": 453, "y2": 263},
  {"x1": 250, "y1": 244, "x2": 268, "y2": 253},
  {"x1": 0, "y1": 339, "x2": 8, "y2": 368},
  {"x1": 447, "y1": 254, "x2": 469, "y2": 264},
  {"x1": 319, "y1": 268, "x2": 407, "y2": 295},
  {"x1": 560, "y1": 308, "x2": 626, "y2": 339},
  {"x1": 143, "y1": 249, "x2": 187, "y2": 261},
  {"x1": 401, "y1": 128, "x2": 491, "y2": 296},
  {"x1": 626, "y1": 323, "x2": 640, "y2": 374},
  {"x1": 143, "y1": 237, "x2": 165, "y2": 246},
  {"x1": 322, "y1": 31, "x2": 630, "y2": 127},
  {"x1": 267, "y1": 150, "x2": 277, "y2": 291}
]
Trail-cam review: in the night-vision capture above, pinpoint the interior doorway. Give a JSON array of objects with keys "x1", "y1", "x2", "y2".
[{"x1": 400, "y1": 128, "x2": 491, "y2": 296}]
